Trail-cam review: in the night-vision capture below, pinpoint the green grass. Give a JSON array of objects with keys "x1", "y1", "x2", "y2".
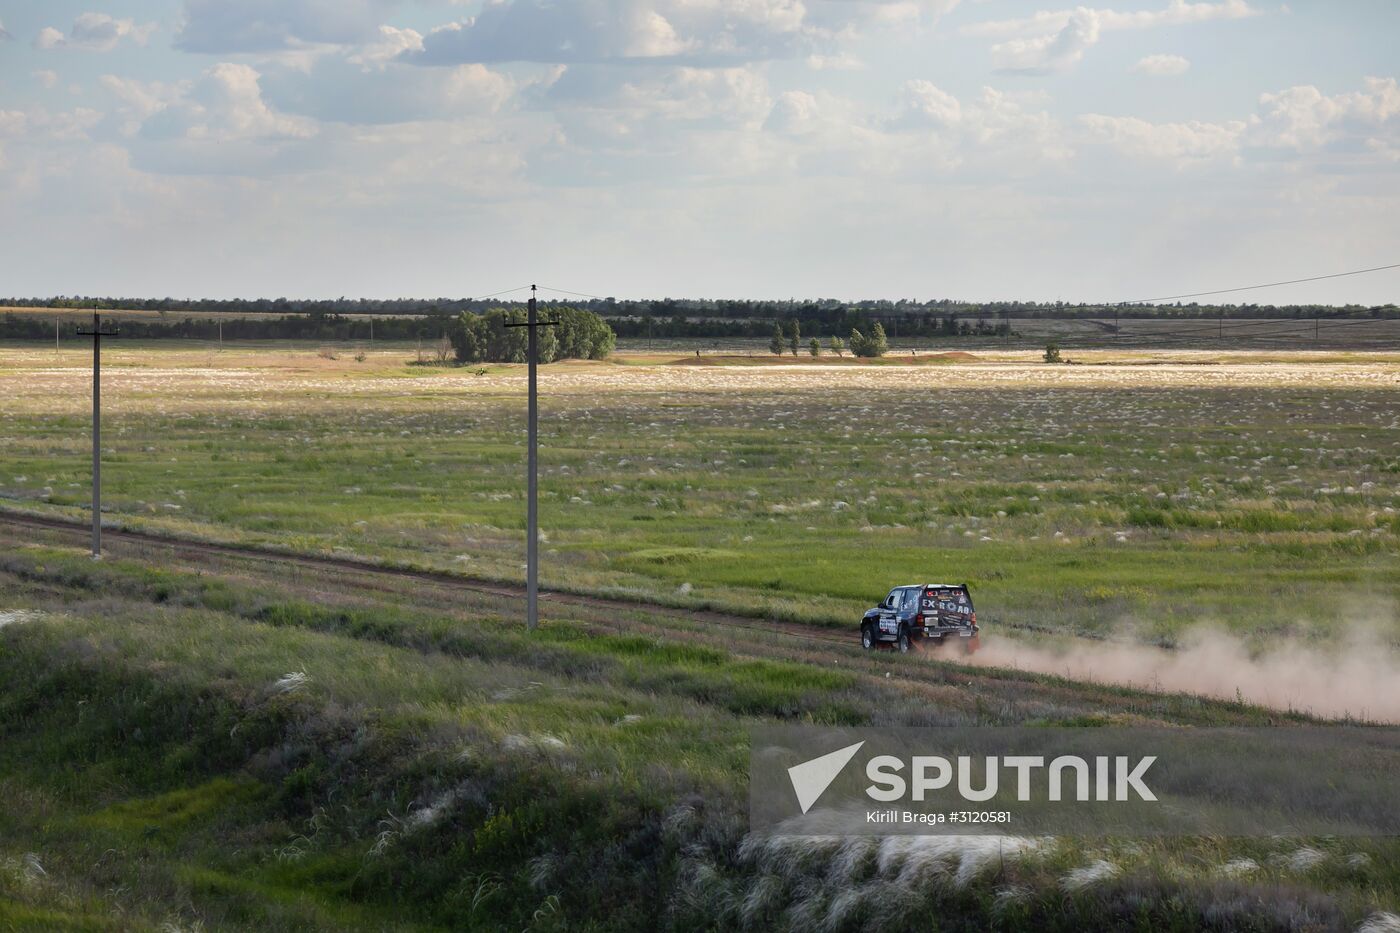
[
  {"x1": 3, "y1": 345, "x2": 1400, "y2": 929},
  {"x1": 1, "y1": 346, "x2": 1396, "y2": 648},
  {"x1": 1, "y1": 541, "x2": 1396, "y2": 930}
]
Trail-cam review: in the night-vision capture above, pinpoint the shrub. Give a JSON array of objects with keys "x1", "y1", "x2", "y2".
[
  {"x1": 769, "y1": 325, "x2": 784, "y2": 356},
  {"x1": 1044, "y1": 342, "x2": 1062, "y2": 363},
  {"x1": 808, "y1": 338, "x2": 820, "y2": 357}
]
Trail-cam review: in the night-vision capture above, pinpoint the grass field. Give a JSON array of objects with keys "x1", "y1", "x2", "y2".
[
  {"x1": 2, "y1": 345, "x2": 1397, "y2": 647},
  {"x1": 2, "y1": 343, "x2": 1399, "y2": 929}
]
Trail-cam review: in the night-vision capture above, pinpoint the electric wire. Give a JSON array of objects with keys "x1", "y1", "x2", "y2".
[{"x1": 1110, "y1": 262, "x2": 1400, "y2": 305}]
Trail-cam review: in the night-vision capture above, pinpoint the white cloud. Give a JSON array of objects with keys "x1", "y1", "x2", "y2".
[
  {"x1": 991, "y1": 9, "x2": 1100, "y2": 74},
  {"x1": 886, "y1": 83, "x2": 1074, "y2": 170},
  {"x1": 174, "y1": 0, "x2": 394, "y2": 53},
  {"x1": 1249, "y1": 77, "x2": 1400, "y2": 150},
  {"x1": 897, "y1": 79, "x2": 962, "y2": 127},
  {"x1": 538, "y1": 65, "x2": 774, "y2": 152},
  {"x1": 966, "y1": 0, "x2": 1260, "y2": 74},
  {"x1": 408, "y1": 0, "x2": 958, "y2": 67},
  {"x1": 141, "y1": 64, "x2": 316, "y2": 143},
  {"x1": 1079, "y1": 76, "x2": 1400, "y2": 166},
  {"x1": 0, "y1": 106, "x2": 103, "y2": 142},
  {"x1": 1133, "y1": 53, "x2": 1191, "y2": 76},
  {"x1": 764, "y1": 90, "x2": 823, "y2": 134},
  {"x1": 34, "y1": 13, "x2": 157, "y2": 52},
  {"x1": 0, "y1": 111, "x2": 27, "y2": 138},
  {"x1": 34, "y1": 71, "x2": 61, "y2": 90},
  {"x1": 807, "y1": 52, "x2": 864, "y2": 71},
  {"x1": 1080, "y1": 113, "x2": 1243, "y2": 162},
  {"x1": 411, "y1": 0, "x2": 806, "y2": 65},
  {"x1": 0, "y1": 18, "x2": 13, "y2": 41},
  {"x1": 262, "y1": 57, "x2": 513, "y2": 125},
  {"x1": 348, "y1": 25, "x2": 425, "y2": 67}
]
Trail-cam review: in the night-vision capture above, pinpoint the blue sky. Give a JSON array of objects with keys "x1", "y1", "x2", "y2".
[{"x1": 1, "y1": 0, "x2": 1398, "y2": 303}]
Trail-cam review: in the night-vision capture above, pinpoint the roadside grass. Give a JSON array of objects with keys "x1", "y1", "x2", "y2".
[{"x1": 2, "y1": 542, "x2": 1398, "y2": 930}]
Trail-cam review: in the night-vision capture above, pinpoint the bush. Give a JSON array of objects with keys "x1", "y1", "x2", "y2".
[
  {"x1": 450, "y1": 306, "x2": 614, "y2": 364},
  {"x1": 1044, "y1": 342, "x2": 1062, "y2": 363},
  {"x1": 808, "y1": 338, "x2": 820, "y2": 357},
  {"x1": 769, "y1": 325, "x2": 784, "y2": 356},
  {"x1": 850, "y1": 323, "x2": 888, "y2": 358}
]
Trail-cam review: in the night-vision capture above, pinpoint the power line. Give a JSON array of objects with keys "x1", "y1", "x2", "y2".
[
  {"x1": 471, "y1": 285, "x2": 535, "y2": 301},
  {"x1": 535, "y1": 284, "x2": 607, "y2": 300},
  {"x1": 1113, "y1": 262, "x2": 1400, "y2": 305}
]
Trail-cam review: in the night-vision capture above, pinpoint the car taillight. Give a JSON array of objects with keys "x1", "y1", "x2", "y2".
[
  {"x1": 914, "y1": 613, "x2": 924, "y2": 626},
  {"x1": 970, "y1": 612, "x2": 977, "y2": 624}
]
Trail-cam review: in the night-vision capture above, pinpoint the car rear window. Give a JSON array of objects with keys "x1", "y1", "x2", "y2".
[{"x1": 921, "y1": 587, "x2": 973, "y2": 616}]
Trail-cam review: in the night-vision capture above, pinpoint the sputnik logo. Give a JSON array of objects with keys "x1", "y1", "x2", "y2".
[{"x1": 787, "y1": 741, "x2": 865, "y2": 814}]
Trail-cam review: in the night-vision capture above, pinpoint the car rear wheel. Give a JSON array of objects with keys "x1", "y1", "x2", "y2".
[
  {"x1": 897, "y1": 626, "x2": 911, "y2": 654},
  {"x1": 861, "y1": 624, "x2": 874, "y2": 650}
]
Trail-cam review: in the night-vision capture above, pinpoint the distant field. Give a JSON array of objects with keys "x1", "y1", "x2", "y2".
[{"x1": 1, "y1": 344, "x2": 1397, "y2": 648}]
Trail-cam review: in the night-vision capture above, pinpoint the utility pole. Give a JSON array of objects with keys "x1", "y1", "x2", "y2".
[
  {"x1": 504, "y1": 286, "x2": 559, "y2": 631},
  {"x1": 76, "y1": 309, "x2": 119, "y2": 559}
]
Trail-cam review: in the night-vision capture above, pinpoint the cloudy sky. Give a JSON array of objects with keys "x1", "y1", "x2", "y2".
[{"x1": 1, "y1": 0, "x2": 1397, "y2": 303}]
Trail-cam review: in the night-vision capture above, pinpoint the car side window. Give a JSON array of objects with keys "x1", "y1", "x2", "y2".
[
  {"x1": 885, "y1": 589, "x2": 901, "y2": 609},
  {"x1": 902, "y1": 588, "x2": 918, "y2": 611}
]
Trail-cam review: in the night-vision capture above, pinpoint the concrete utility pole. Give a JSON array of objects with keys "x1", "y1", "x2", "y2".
[
  {"x1": 504, "y1": 286, "x2": 558, "y2": 631},
  {"x1": 76, "y1": 310, "x2": 119, "y2": 559}
]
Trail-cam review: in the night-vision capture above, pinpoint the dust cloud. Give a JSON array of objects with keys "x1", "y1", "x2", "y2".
[{"x1": 966, "y1": 623, "x2": 1400, "y2": 723}]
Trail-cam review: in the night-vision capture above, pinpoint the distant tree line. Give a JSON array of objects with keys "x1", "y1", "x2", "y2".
[
  {"x1": 0, "y1": 312, "x2": 453, "y2": 342},
  {"x1": 7, "y1": 295, "x2": 1395, "y2": 323},
  {"x1": 449, "y1": 307, "x2": 615, "y2": 364},
  {"x1": 3, "y1": 295, "x2": 1397, "y2": 346}
]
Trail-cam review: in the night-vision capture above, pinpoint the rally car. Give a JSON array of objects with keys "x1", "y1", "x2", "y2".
[{"x1": 860, "y1": 583, "x2": 979, "y2": 654}]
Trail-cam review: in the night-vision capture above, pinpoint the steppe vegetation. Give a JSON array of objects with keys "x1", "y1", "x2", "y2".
[
  {"x1": 2, "y1": 343, "x2": 1399, "y2": 929},
  {"x1": 1, "y1": 346, "x2": 1396, "y2": 650},
  {"x1": 2, "y1": 527, "x2": 1397, "y2": 930}
]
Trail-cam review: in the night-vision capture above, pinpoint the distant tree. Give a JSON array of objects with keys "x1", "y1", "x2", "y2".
[
  {"x1": 1043, "y1": 341, "x2": 1062, "y2": 363},
  {"x1": 770, "y1": 325, "x2": 784, "y2": 356},
  {"x1": 868, "y1": 323, "x2": 888, "y2": 357},
  {"x1": 787, "y1": 319, "x2": 801, "y2": 356},
  {"x1": 828, "y1": 336, "x2": 844, "y2": 357},
  {"x1": 850, "y1": 323, "x2": 888, "y2": 358},
  {"x1": 849, "y1": 328, "x2": 868, "y2": 357},
  {"x1": 809, "y1": 338, "x2": 820, "y2": 357}
]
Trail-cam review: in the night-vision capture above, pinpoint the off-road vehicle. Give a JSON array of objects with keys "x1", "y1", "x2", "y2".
[{"x1": 860, "y1": 584, "x2": 979, "y2": 654}]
